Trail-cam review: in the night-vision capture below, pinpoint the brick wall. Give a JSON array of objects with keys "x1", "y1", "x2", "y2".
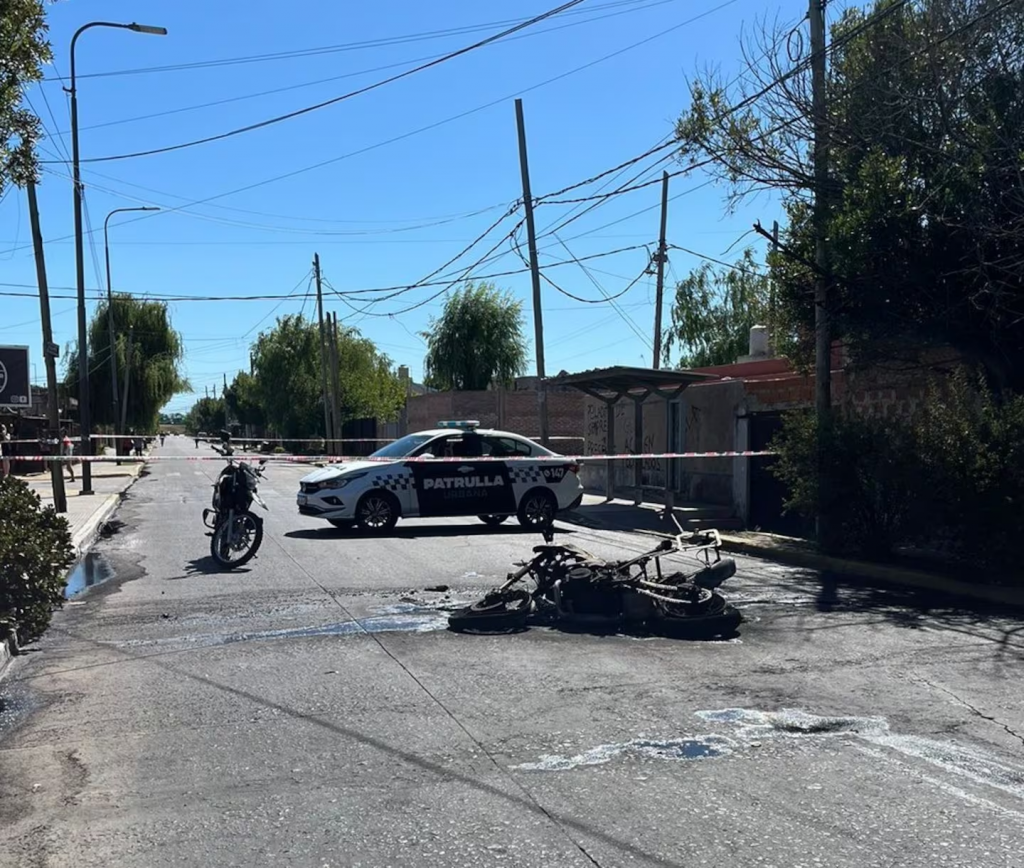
[{"x1": 406, "y1": 389, "x2": 584, "y2": 447}]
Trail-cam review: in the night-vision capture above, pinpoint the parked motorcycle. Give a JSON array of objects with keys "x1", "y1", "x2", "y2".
[
  {"x1": 203, "y1": 435, "x2": 268, "y2": 568},
  {"x1": 449, "y1": 522, "x2": 741, "y2": 639}
]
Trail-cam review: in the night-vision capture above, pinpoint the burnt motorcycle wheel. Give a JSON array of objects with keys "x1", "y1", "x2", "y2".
[
  {"x1": 651, "y1": 595, "x2": 742, "y2": 640},
  {"x1": 210, "y1": 511, "x2": 263, "y2": 569},
  {"x1": 448, "y1": 589, "x2": 533, "y2": 633}
]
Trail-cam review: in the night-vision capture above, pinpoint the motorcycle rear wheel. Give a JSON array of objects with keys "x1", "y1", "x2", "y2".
[{"x1": 211, "y1": 511, "x2": 263, "y2": 569}]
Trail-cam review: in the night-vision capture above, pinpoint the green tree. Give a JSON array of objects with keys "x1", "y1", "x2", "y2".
[
  {"x1": 664, "y1": 248, "x2": 771, "y2": 367},
  {"x1": 224, "y1": 371, "x2": 265, "y2": 429},
  {"x1": 422, "y1": 282, "x2": 528, "y2": 390},
  {"x1": 675, "y1": 0, "x2": 1024, "y2": 390},
  {"x1": 65, "y1": 295, "x2": 189, "y2": 433},
  {"x1": 249, "y1": 314, "x2": 404, "y2": 438},
  {"x1": 183, "y1": 397, "x2": 225, "y2": 435},
  {"x1": 0, "y1": 0, "x2": 51, "y2": 193}
]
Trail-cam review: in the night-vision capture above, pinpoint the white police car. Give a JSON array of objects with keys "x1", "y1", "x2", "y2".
[{"x1": 296, "y1": 421, "x2": 584, "y2": 532}]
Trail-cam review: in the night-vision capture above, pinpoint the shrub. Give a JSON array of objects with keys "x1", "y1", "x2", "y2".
[
  {"x1": 913, "y1": 369, "x2": 1024, "y2": 570},
  {"x1": 272, "y1": 445, "x2": 286, "y2": 454},
  {"x1": 770, "y1": 410, "x2": 924, "y2": 558},
  {"x1": 770, "y1": 367, "x2": 1024, "y2": 576},
  {"x1": 0, "y1": 476, "x2": 75, "y2": 645}
]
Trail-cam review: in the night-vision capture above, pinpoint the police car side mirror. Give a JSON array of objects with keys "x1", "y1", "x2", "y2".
[{"x1": 420, "y1": 452, "x2": 435, "y2": 460}]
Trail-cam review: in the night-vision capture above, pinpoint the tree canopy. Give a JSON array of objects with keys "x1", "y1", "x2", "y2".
[
  {"x1": 65, "y1": 295, "x2": 188, "y2": 433},
  {"x1": 422, "y1": 282, "x2": 528, "y2": 391},
  {"x1": 248, "y1": 314, "x2": 404, "y2": 438},
  {"x1": 674, "y1": 0, "x2": 1024, "y2": 390},
  {"x1": 0, "y1": 0, "x2": 50, "y2": 193},
  {"x1": 664, "y1": 248, "x2": 771, "y2": 368}
]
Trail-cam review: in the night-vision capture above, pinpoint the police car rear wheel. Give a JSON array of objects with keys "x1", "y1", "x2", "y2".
[
  {"x1": 478, "y1": 514, "x2": 508, "y2": 527},
  {"x1": 356, "y1": 492, "x2": 399, "y2": 532},
  {"x1": 517, "y1": 489, "x2": 557, "y2": 530}
]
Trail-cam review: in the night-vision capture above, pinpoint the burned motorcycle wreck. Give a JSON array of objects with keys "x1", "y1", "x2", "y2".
[{"x1": 449, "y1": 526, "x2": 742, "y2": 639}]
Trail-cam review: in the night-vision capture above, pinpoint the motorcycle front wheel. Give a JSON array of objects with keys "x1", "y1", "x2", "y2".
[{"x1": 210, "y1": 510, "x2": 264, "y2": 569}]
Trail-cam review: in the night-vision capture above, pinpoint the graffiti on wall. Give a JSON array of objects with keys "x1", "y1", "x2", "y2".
[{"x1": 585, "y1": 400, "x2": 607, "y2": 455}]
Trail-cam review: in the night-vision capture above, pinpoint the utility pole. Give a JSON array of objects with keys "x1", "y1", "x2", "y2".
[
  {"x1": 515, "y1": 98, "x2": 549, "y2": 446},
  {"x1": 652, "y1": 171, "x2": 670, "y2": 369},
  {"x1": 330, "y1": 312, "x2": 343, "y2": 457},
  {"x1": 313, "y1": 253, "x2": 333, "y2": 451},
  {"x1": 26, "y1": 179, "x2": 67, "y2": 513},
  {"x1": 809, "y1": 0, "x2": 832, "y2": 547}
]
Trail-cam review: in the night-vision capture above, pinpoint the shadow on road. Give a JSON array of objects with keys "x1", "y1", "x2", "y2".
[
  {"x1": 284, "y1": 524, "x2": 576, "y2": 541},
  {"x1": 164, "y1": 556, "x2": 252, "y2": 580},
  {"x1": 764, "y1": 568, "x2": 1024, "y2": 660}
]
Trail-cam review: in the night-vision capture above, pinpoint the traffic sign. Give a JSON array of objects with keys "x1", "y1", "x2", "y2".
[{"x1": 0, "y1": 345, "x2": 31, "y2": 408}]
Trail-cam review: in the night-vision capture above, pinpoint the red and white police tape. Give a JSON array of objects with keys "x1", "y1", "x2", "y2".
[{"x1": 11, "y1": 450, "x2": 776, "y2": 464}]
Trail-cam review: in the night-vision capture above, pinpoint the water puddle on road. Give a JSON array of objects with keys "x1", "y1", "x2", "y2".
[
  {"x1": 113, "y1": 602, "x2": 468, "y2": 650},
  {"x1": 64, "y1": 553, "x2": 115, "y2": 598}
]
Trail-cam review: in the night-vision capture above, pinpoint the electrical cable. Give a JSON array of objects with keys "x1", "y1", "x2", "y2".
[
  {"x1": 17, "y1": 0, "x2": 743, "y2": 252},
  {"x1": 52, "y1": 0, "x2": 682, "y2": 136},
  {"x1": 47, "y1": 0, "x2": 671, "y2": 82},
  {"x1": 55, "y1": 0, "x2": 588, "y2": 164}
]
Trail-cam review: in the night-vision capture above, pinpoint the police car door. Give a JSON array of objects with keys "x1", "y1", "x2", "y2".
[{"x1": 406, "y1": 433, "x2": 516, "y2": 517}]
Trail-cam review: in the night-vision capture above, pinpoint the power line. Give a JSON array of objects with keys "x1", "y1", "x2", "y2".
[
  {"x1": 18, "y1": 0, "x2": 743, "y2": 252},
  {"x1": 52, "y1": 0, "x2": 588, "y2": 164},
  {"x1": 45, "y1": 0, "x2": 671, "y2": 82},
  {"x1": 0, "y1": 244, "x2": 649, "y2": 302},
  {"x1": 49, "y1": 0, "x2": 680, "y2": 136}
]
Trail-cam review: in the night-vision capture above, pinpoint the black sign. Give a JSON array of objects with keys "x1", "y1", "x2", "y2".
[
  {"x1": 408, "y1": 461, "x2": 517, "y2": 517},
  {"x1": 0, "y1": 345, "x2": 30, "y2": 408}
]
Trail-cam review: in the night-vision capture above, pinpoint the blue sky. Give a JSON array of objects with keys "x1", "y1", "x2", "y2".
[{"x1": 1, "y1": 0, "x2": 806, "y2": 415}]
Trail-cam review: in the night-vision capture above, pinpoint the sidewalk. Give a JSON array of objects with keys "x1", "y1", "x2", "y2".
[
  {"x1": 16, "y1": 451, "x2": 146, "y2": 554},
  {"x1": 563, "y1": 494, "x2": 1024, "y2": 609}
]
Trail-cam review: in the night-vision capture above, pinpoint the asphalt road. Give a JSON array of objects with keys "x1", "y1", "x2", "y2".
[{"x1": 2, "y1": 435, "x2": 1023, "y2": 867}]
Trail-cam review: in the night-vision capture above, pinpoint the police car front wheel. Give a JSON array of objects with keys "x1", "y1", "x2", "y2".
[
  {"x1": 356, "y1": 491, "x2": 400, "y2": 533},
  {"x1": 517, "y1": 489, "x2": 557, "y2": 530}
]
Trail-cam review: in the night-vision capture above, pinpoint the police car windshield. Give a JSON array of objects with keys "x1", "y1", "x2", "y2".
[{"x1": 370, "y1": 434, "x2": 434, "y2": 459}]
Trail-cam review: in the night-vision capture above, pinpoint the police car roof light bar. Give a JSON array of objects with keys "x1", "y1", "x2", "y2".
[{"x1": 437, "y1": 420, "x2": 480, "y2": 430}]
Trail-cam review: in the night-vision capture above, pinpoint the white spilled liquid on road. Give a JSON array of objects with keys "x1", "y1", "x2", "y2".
[{"x1": 513, "y1": 705, "x2": 1024, "y2": 816}]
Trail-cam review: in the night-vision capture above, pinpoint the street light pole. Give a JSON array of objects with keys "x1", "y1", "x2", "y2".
[
  {"x1": 70, "y1": 21, "x2": 167, "y2": 495},
  {"x1": 104, "y1": 206, "x2": 158, "y2": 442}
]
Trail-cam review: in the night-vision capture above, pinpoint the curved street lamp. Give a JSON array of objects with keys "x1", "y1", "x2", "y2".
[
  {"x1": 70, "y1": 21, "x2": 167, "y2": 493},
  {"x1": 104, "y1": 206, "x2": 160, "y2": 440}
]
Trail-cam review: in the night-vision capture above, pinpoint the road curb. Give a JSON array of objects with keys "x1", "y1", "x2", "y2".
[
  {"x1": 71, "y1": 461, "x2": 145, "y2": 555},
  {"x1": 719, "y1": 535, "x2": 1024, "y2": 608}
]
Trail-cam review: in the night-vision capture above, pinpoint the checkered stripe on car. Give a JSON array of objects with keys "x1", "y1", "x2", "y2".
[
  {"x1": 372, "y1": 472, "x2": 413, "y2": 492},
  {"x1": 509, "y1": 465, "x2": 544, "y2": 485}
]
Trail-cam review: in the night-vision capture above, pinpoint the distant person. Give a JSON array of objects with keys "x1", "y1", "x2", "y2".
[
  {"x1": 134, "y1": 435, "x2": 144, "y2": 458},
  {"x1": 61, "y1": 429, "x2": 76, "y2": 482},
  {"x1": 0, "y1": 423, "x2": 10, "y2": 477},
  {"x1": 160, "y1": 433, "x2": 166, "y2": 447}
]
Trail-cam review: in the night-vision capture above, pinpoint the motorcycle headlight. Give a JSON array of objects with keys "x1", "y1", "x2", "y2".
[{"x1": 318, "y1": 472, "x2": 366, "y2": 491}]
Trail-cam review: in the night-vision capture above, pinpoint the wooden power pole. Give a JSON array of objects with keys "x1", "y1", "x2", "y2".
[
  {"x1": 652, "y1": 171, "x2": 670, "y2": 369},
  {"x1": 26, "y1": 179, "x2": 68, "y2": 513},
  {"x1": 810, "y1": 0, "x2": 832, "y2": 545},
  {"x1": 313, "y1": 253, "x2": 333, "y2": 452},
  {"x1": 515, "y1": 99, "x2": 550, "y2": 446}
]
